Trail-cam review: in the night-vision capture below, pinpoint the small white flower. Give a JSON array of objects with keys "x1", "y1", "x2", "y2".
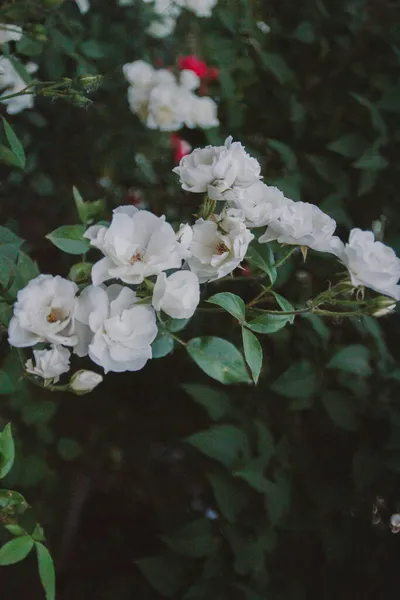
[
  {"x1": 180, "y1": 69, "x2": 200, "y2": 91},
  {"x1": 0, "y1": 58, "x2": 38, "y2": 114},
  {"x1": 75, "y1": 0, "x2": 90, "y2": 14},
  {"x1": 187, "y1": 216, "x2": 254, "y2": 283},
  {"x1": 8, "y1": 275, "x2": 79, "y2": 348},
  {"x1": 0, "y1": 24, "x2": 23, "y2": 44},
  {"x1": 152, "y1": 271, "x2": 200, "y2": 319},
  {"x1": 259, "y1": 200, "x2": 340, "y2": 253},
  {"x1": 25, "y1": 345, "x2": 71, "y2": 384},
  {"x1": 176, "y1": 223, "x2": 193, "y2": 260},
  {"x1": 123, "y1": 60, "x2": 154, "y2": 87},
  {"x1": 390, "y1": 514, "x2": 400, "y2": 533},
  {"x1": 85, "y1": 206, "x2": 182, "y2": 286},
  {"x1": 147, "y1": 82, "x2": 191, "y2": 131},
  {"x1": 173, "y1": 137, "x2": 262, "y2": 199},
  {"x1": 190, "y1": 96, "x2": 219, "y2": 129},
  {"x1": 75, "y1": 284, "x2": 158, "y2": 373},
  {"x1": 257, "y1": 21, "x2": 271, "y2": 34},
  {"x1": 336, "y1": 228, "x2": 400, "y2": 300},
  {"x1": 70, "y1": 369, "x2": 103, "y2": 394},
  {"x1": 176, "y1": 0, "x2": 217, "y2": 18},
  {"x1": 227, "y1": 181, "x2": 287, "y2": 228}
]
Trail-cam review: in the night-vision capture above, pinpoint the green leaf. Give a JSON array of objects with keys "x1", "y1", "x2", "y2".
[
  {"x1": 57, "y1": 438, "x2": 82, "y2": 461},
  {"x1": 46, "y1": 225, "x2": 89, "y2": 255},
  {"x1": 267, "y1": 139, "x2": 298, "y2": 171},
  {"x1": 36, "y1": 543, "x2": 55, "y2": 600},
  {"x1": 0, "y1": 423, "x2": 15, "y2": 479},
  {"x1": 350, "y1": 93, "x2": 387, "y2": 139},
  {"x1": 0, "y1": 253, "x2": 16, "y2": 289},
  {"x1": 260, "y1": 52, "x2": 295, "y2": 85},
  {"x1": 242, "y1": 328, "x2": 263, "y2": 384},
  {"x1": 0, "y1": 301, "x2": 12, "y2": 327},
  {"x1": 73, "y1": 187, "x2": 105, "y2": 224},
  {"x1": 353, "y1": 147, "x2": 388, "y2": 170},
  {"x1": 246, "y1": 313, "x2": 290, "y2": 334},
  {"x1": 15, "y1": 251, "x2": 40, "y2": 286},
  {"x1": 271, "y1": 360, "x2": 318, "y2": 401},
  {"x1": 254, "y1": 420, "x2": 275, "y2": 467},
  {"x1": 167, "y1": 318, "x2": 190, "y2": 333},
  {"x1": 181, "y1": 383, "x2": 229, "y2": 421},
  {"x1": 0, "y1": 536, "x2": 33, "y2": 565},
  {"x1": 0, "y1": 371, "x2": 13, "y2": 394},
  {"x1": 0, "y1": 489, "x2": 27, "y2": 509},
  {"x1": 265, "y1": 474, "x2": 291, "y2": 525},
  {"x1": 246, "y1": 244, "x2": 277, "y2": 284},
  {"x1": 321, "y1": 391, "x2": 358, "y2": 431},
  {"x1": 136, "y1": 555, "x2": 184, "y2": 597},
  {"x1": 186, "y1": 424, "x2": 249, "y2": 469},
  {"x1": 207, "y1": 471, "x2": 247, "y2": 523},
  {"x1": 206, "y1": 292, "x2": 245, "y2": 322},
  {"x1": 161, "y1": 519, "x2": 213, "y2": 558},
  {"x1": 186, "y1": 337, "x2": 251, "y2": 384},
  {"x1": 2, "y1": 118, "x2": 25, "y2": 169},
  {"x1": 327, "y1": 133, "x2": 367, "y2": 158},
  {"x1": 293, "y1": 20, "x2": 315, "y2": 44},
  {"x1": 272, "y1": 292, "x2": 295, "y2": 323},
  {"x1": 0, "y1": 144, "x2": 24, "y2": 167},
  {"x1": 327, "y1": 345, "x2": 372, "y2": 377},
  {"x1": 151, "y1": 329, "x2": 174, "y2": 359}
]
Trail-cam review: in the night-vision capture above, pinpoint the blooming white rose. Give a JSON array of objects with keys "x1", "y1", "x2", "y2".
[
  {"x1": 8, "y1": 275, "x2": 79, "y2": 348},
  {"x1": 177, "y1": 0, "x2": 217, "y2": 17},
  {"x1": 187, "y1": 216, "x2": 254, "y2": 283},
  {"x1": 152, "y1": 271, "x2": 200, "y2": 318},
  {"x1": 147, "y1": 82, "x2": 193, "y2": 131},
  {"x1": 336, "y1": 228, "x2": 400, "y2": 300},
  {"x1": 180, "y1": 69, "x2": 200, "y2": 91},
  {"x1": 85, "y1": 206, "x2": 182, "y2": 285},
  {"x1": 25, "y1": 345, "x2": 71, "y2": 384},
  {"x1": 227, "y1": 181, "x2": 287, "y2": 228},
  {"x1": 151, "y1": 68, "x2": 176, "y2": 86},
  {"x1": 0, "y1": 58, "x2": 38, "y2": 114},
  {"x1": 173, "y1": 137, "x2": 262, "y2": 199},
  {"x1": 258, "y1": 200, "x2": 340, "y2": 253},
  {"x1": 176, "y1": 223, "x2": 193, "y2": 260},
  {"x1": 123, "y1": 60, "x2": 154, "y2": 87},
  {"x1": 75, "y1": 284, "x2": 158, "y2": 373},
  {"x1": 0, "y1": 24, "x2": 23, "y2": 44},
  {"x1": 70, "y1": 369, "x2": 103, "y2": 394},
  {"x1": 190, "y1": 97, "x2": 219, "y2": 129}
]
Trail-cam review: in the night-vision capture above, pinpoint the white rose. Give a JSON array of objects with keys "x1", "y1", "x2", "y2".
[
  {"x1": 25, "y1": 345, "x2": 71, "y2": 384},
  {"x1": 152, "y1": 271, "x2": 200, "y2": 318},
  {"x1": 190, "y1": 96, "x2": 219, "y2": 129},
  {"x1": 0, "y1": 24, "x2": 23, "y2": 44},
  {"x1": 85, "y1": 205, "x2": 182, "y2": 285},
  {"x1": 180, "y1": 69, "x2": 200, "y2": 91},
  {"x1": 127, "y1": 84, "x2": 150, "y2": 119},
  {"x1": 0, "y1": 59, "x2": 38, "y2": 114},
  {"x1": 123, "y1": 60, "x2": 154, "y2": 87},
  {"x1": 151, "y1": 69, "x2": 176, "y2": 86},
  {"x1": 187, "y1": 217, "x2": 254, "y2": 283},
  {"x1": 336, "y1": 228, "x2": 400, "y2": 300},
  {"x1": 227, "y1": 181, "x2": 287, "y2": 228},
  {"x1": 147, "y1": 15, "x2": 177, "y2": 37},
  {"x1": 177, "y1": 0, "x2": 217, "y2": 17},
  {"x1": 176, "y1": 223, "x2": 193, "y2": 260},
  {"x1": 75, "y1": 284, "x2": 158, "y2": 373},
  {"x1": 173, "y1": 137, "x2": 261, "y2": 199},
  {"x1": 258, "y1": 200, "x2": 340, "y2": 253},
  {"x1": 70, "y1": 370, "x2": 103, "y2": 394},
  {"x1": 8, "y1": 275, "x2": 79, "y2": 348},
  {"x1": 147, "y1": 82, "x2": 191, "y2": 131}
]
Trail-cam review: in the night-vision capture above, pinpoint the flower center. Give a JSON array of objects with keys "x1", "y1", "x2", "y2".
[
  {"x1": 47, "y1": 308, "x2": 64, "y2": 323},
  {"x1": 215, "y1": 242, "x2": 228, "y2": 255},
  {"x1": 129, "y1": 251, "x2": 143, "y2": 264}
]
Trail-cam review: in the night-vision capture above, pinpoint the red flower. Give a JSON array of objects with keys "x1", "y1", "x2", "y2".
[
  {"x1": 178, "y1": 55, "x2": 208, "y2": 79},
  {"x1": 170, "y1": 134, "x2": 192, "y2": 164}
]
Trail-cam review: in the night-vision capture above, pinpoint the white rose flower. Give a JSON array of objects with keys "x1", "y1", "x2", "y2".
[
  {"x1": 85, "y1": 206, "x2": 182, "y2": 286},
  {"x1": 152, "y1": 271, "x2": 200, "y2": 318},
  {"x1": 173, "y1": 137, "x2": 261, "y2": 199},
  {"x1": 8, "y1": 275, "x2": 79, "y2": 348},
  {"x1": 187, "y1": 217, "x2": 254, "y2": 283},
  {"x1": 0, "y1": 58, "x2": 38, "y2": 114},
  {"x1": 336, "y1": 228, "x2": 400, "y2": 300},
  {"x1": 123, "y1": 60, "x2": 154, "y2": 87},
  {"x1": 25, "y1": 345, "x2": 71, "y2": 384},
  {"x1": 227, "y1": 181, "x2": 287, "y2": 228},
  {"x1": 0, "y1": 24, "x2": 23, "y2": 44},
  {"x1": 147, "y1": 14, "x2": 177, "y2": 37},
  {"x1": 75, "y1": 284, "x2": 158, "y2": 373},
  {"x1": 258, "y1": 200, "x2": 340, "y2": 253},
  {"x1": 147, "y1": 82, "x2": 192, "y2": 131},
  {"x1": 151, "y1": 68, "x2": 176, "y2": 86},
  {"x1": 190, "y1": 97, "x2": 219, "y2": 129},
  {"x1": 127, "y1": 84, "x2": 151, "y2": 119},
  {"x1": 70, "y1": 369, "x2": 103, "y2": 394},
  {"x1": 176, "y1": 223, "x2": 193, "y2": 260},
  {"x1": 177, "y1": 0, "x2": 217, "y2": 17},
  {"x1": 180, "y1": 69, "x2": 200, "y2": 91}
]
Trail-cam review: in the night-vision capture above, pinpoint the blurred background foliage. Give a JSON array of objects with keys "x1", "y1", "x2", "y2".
[{"x1": 2, "y1": 0, "x2": 400, "y2": 598}]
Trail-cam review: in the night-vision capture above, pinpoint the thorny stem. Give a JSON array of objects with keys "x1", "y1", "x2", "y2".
[{"x1": 274, "y1": 246, "x2": 297, "y2": 268}]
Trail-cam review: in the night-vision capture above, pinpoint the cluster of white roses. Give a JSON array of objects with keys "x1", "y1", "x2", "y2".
[
  {"x1": 0, "y1": 24, "x2": 38, "y2": 115},
  {"x1": 123, "y1": 60, "x2": 219, "y2": 131},
  {"x1": 142, "y1": 0, "x2": 218, "y2": 38},
  {"x1": 174, "y1": 136, "x2": 400, "y2": 300},
  {"x1": 7, "y1": 136, "x2": 400, "y2": 392}
]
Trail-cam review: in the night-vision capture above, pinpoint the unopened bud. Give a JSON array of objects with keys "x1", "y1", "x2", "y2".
[
  {"x1": 68, "y1": 262, "x2": 92, "y2": 283},
  {"x1": 77, "y1": 75, "x2": 103, "y2": 93},
  {"x1": 371, "y1": 297, "x2": 396, "y2": 317},
  {"x1": 70, "y1": 370, "x2": 103, "y2": 394}
]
